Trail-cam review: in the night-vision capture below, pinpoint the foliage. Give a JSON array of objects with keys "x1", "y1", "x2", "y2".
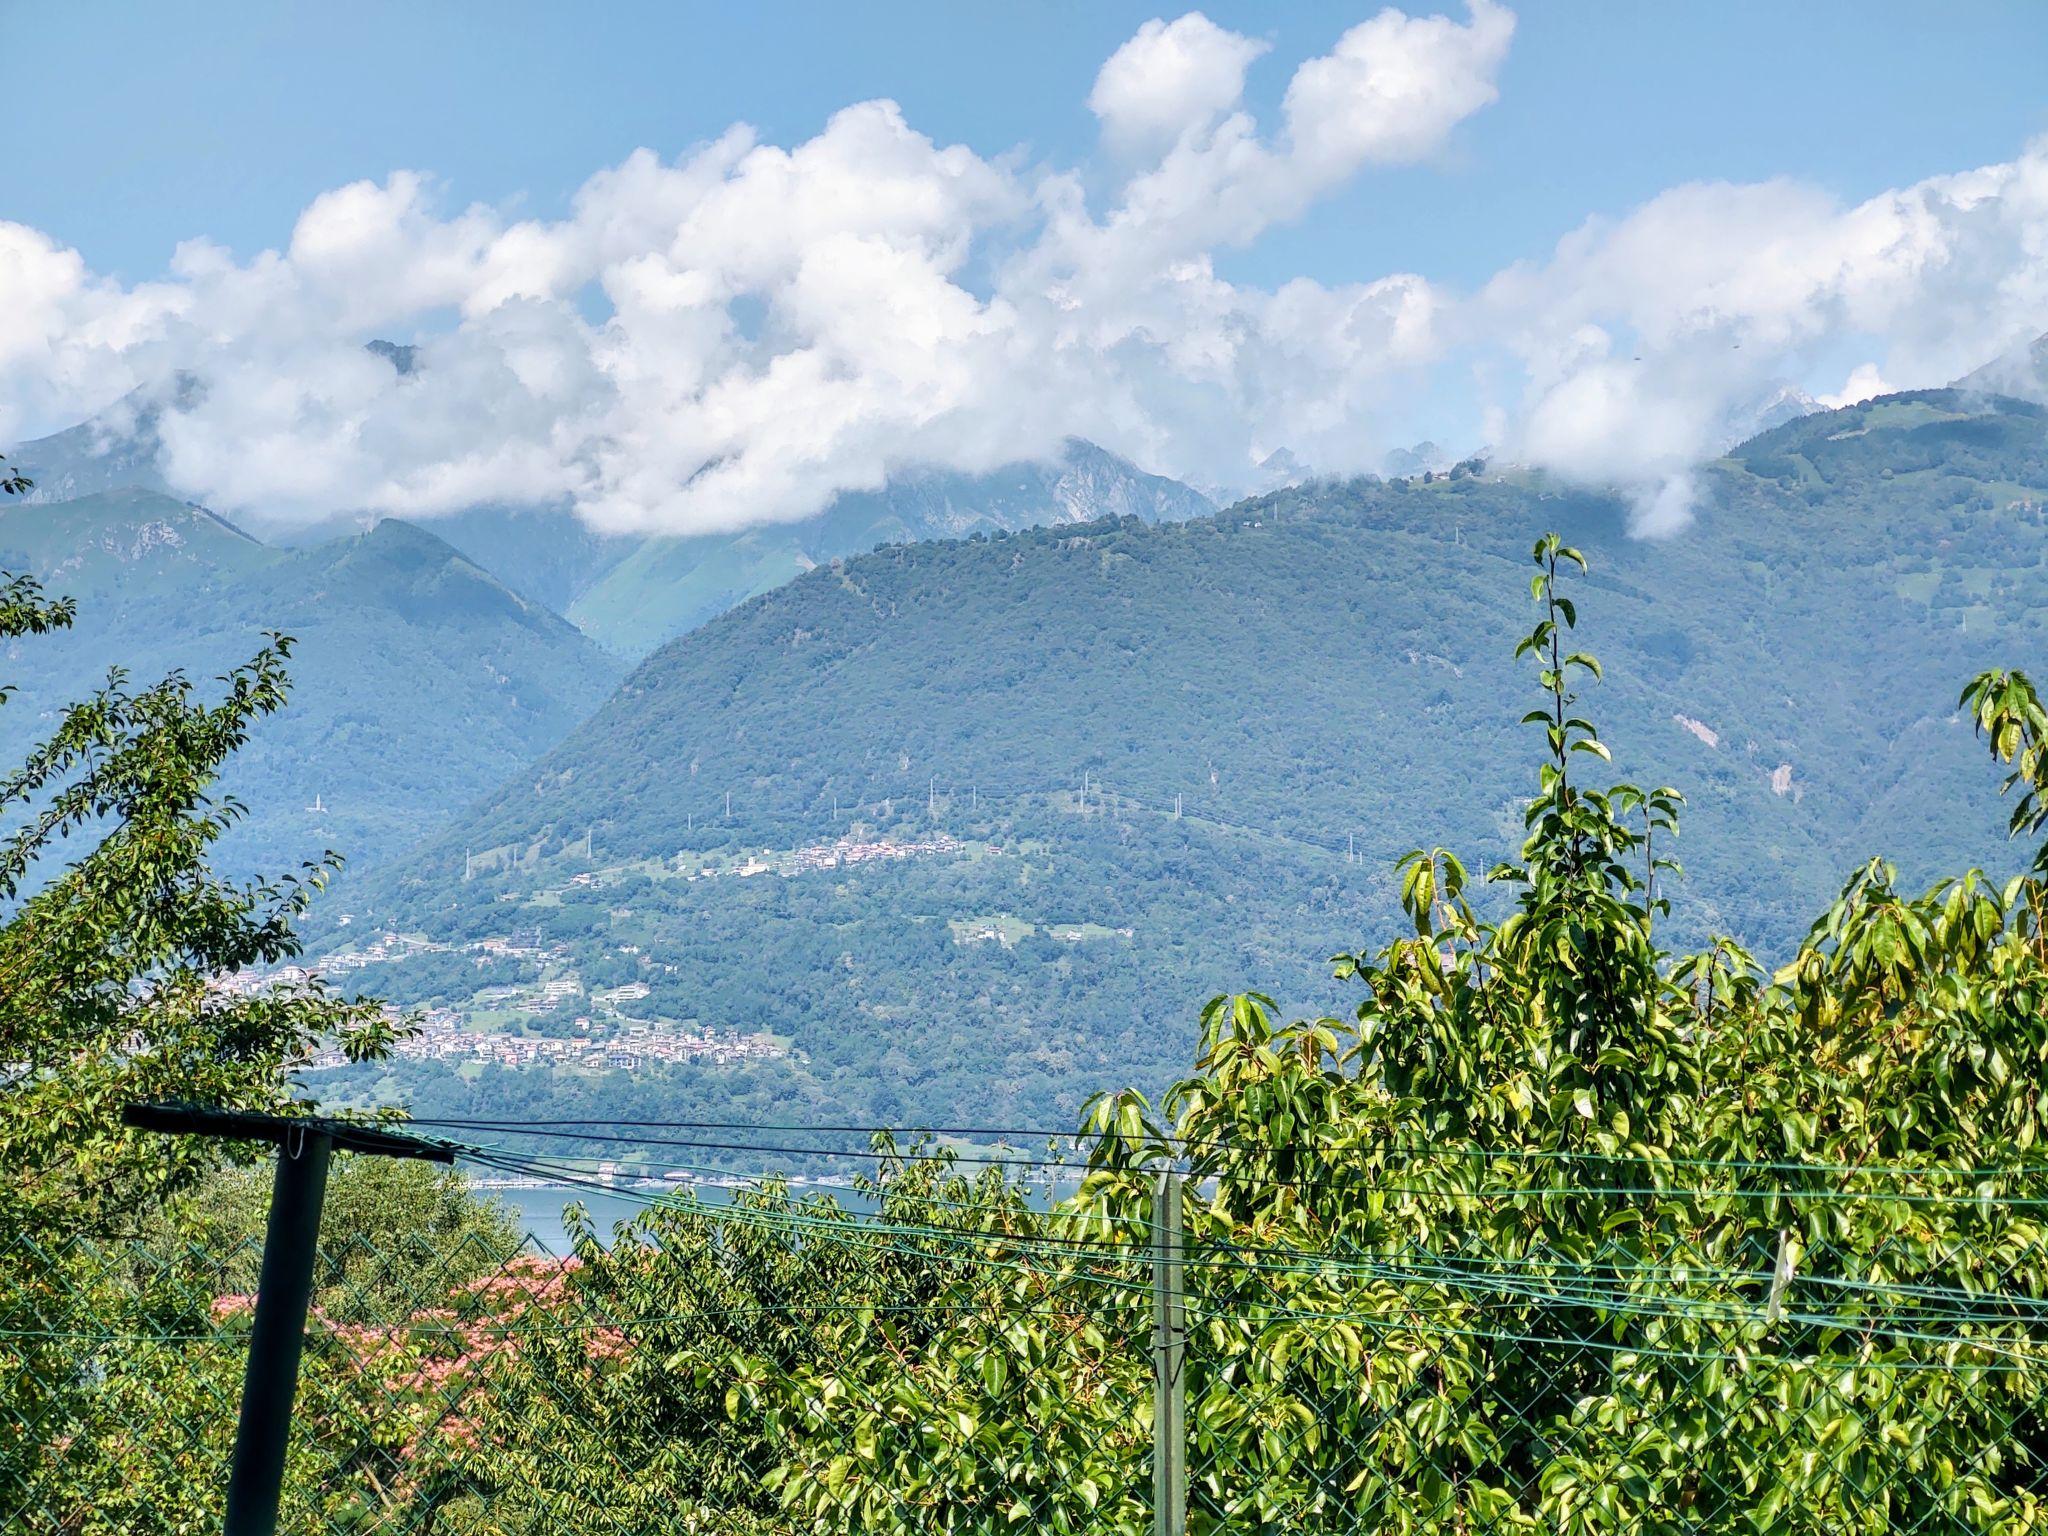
[
  {"x1": 150, "y1": 1156, "x2": 523, "y2": 1314},
  {"x1": 0, "y1": 464, "x2": 429, "y2": 1527},
  {"x1": 0, "y1": 577, "x2": 399, "y2": 1241},
  {"x1": 715, "y1": 536, "x2": 2048, "y2": 1533},
  {"x1": 1964, "y1": 666, "x2": 2048, "y2": 866},
  {"x1": 0, "y1": 444, "x2": 409, "y2": 1259}
]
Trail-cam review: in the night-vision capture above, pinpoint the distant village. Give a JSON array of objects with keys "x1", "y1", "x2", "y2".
[
  {"x1": 214, "y1": 929, "x2": 784, "y2": 1075},
  {"x1": 360, "y1": 1008, "x2": 786, "y2": 1075},
  {"x1": 662, "y1": 830, "x2": 971, "y2": 883},
  {"x1": 211, "y1": 832, "x2": 986, "y2": 1076}
]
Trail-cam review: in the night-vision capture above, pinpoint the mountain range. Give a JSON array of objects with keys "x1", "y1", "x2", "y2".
[
  {"x1": 7, "y1": 341, "x2": 2046, "y2": 1131},
  {"x1": 12, "y1": 378, "x2": 1213, "y2": 660},
  {"x1": 0, "y1": 490, "x2": 623, "y2": 875},
  {"x1": 322, "y1": 383, "x2": 2048, "y2": 1130},
  {"x1": 4, "y1": 395, "x2": 1215, "y2": 875},
  {"x1": 552, "y1": 439, "x2": 1211, "y2": 656}
]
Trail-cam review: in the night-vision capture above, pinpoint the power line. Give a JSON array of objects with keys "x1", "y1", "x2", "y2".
[
  {"x1": 449, "y1": 1139, "x2": 2048, "y2": 1337},
  {"x1": 409, "y1": 1115, "x2": 2048, "y2": 1187}
]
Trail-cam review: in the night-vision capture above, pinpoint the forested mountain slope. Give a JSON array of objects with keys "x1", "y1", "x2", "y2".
[
  {"x1": 0, "y1": 495, "x2": 623, "y2": 877},
  {"x1": 332, "y1": 387, "x2": 2048, "y2": 1130}
]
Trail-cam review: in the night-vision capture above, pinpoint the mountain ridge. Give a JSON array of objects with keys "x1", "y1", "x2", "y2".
[
  {"x1": 1955, "y1": 329, "x2": 2048, "y2": 403},
  {"x1": 564, "y1": 437, "x2": 1216, "y2": 655},
  {"x1": 331, "y1": 384, "x2": 2048, "y2": 1128},
  {"x1": 8, "y1": 383, "x2": 1215, "y2": 658},
  {"x1": 0, "y1": 492, "x2": 623, "y2": 878}
]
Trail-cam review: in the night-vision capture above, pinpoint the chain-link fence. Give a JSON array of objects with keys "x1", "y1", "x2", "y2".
[{"x1": 8, "y1": 1171, "x2": 2048, "y2": 1534}]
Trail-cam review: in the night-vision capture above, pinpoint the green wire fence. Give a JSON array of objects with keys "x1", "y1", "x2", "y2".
[{"x1": 9, "y1": 1161, "x2": 2048, "y2": 1534}]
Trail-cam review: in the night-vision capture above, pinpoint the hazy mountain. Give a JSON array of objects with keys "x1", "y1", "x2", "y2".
[
  {"x1": 426, "y1": 504, "x2": 640, "y2": 617},
  {"x1": 1955, "y1": 330, "x2": 2048, "y2": 403},
  {"x1": 335, "y1": 386, "x2": 2047, "y2": 1129},
  {"x1": 1719, "y1": 382, "x2": 1821, "y2": 446},
  {"x1": 266, "y1": 438, "x2": 1213, "y2": 659},
  {"x1": 563, "y1": 439, "x2": 1214, "y2": 656},
  {"x1": 10, "y1": 398, "x2": 176, "y2": 504},
  {"x1": 11, "y1": 388, "x2": 1213, "y2": 658},
  {"x1": 0, "y1": 486, "x2": 272, "y2": 594},
  {"x1": 1380, "y1": 440, "x2": 1453, "y2": 478},
  {"x1": 0, "y1": 492, "x2": 622, "y2": 878}
]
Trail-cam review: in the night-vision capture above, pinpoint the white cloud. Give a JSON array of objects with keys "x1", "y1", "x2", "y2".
[
  {"x1": 1283, "y1": 0, "x2": 1514, "y2": 174},
  {"x1": 1484, "y1": 138, "x2": 2048, "y2": 531},
  {"x1": 2, "y1": 5, "x2": 2045, "y2": 542},
  {"x1": 1089, "y1": 14, "x2": 1270, "y2": 150},
  {"x1": 1818, "y1": 363, "x2": 1890, "y2": 409},
  {"x1": 0, "y1": 5, "x2": 1514, "y2": 533}
]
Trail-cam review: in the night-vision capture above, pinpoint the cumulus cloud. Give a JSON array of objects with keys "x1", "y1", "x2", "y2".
[
  {"x1": 1283, "y1": 0, "x2": 1514, "y2": 174},
  {"x1": 2, "y1": 3, "x2": 2045, "y2": 541},
  {"x1": 1089, "y1": 14, "x2": 1270, "y2": 150},
  {"x1": 1485, "y1": 143, "x2": 2048, "y2": 530},
  {"x1": 1818, "y1": 363, "x2": 1890, "y2": 410}
]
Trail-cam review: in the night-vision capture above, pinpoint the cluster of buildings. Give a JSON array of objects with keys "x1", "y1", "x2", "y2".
[
  {"x1": 209, "y1": 933, "x2": 451, "y2": 1001},
  {"x1": 316, "y1": 929, "x2": 457, "y2": 972},
  {"x1": 213, "y1": 929, "x2": 566, "y2": 1000},
  {"x1": 958, "y1": 919, "x2": 1135, "y2": 947},
  {"x1": 301, "y1": 1002, "x2": 783, "y2": 1074},
  {"x1": 371, "y1": 1011, "x2": 785, "y2": 1073},
  {"x1": 229, "y1": 927, "x2": 783, "y2": 1078},
  {"x1": 687, "y1": 831, "x2": 969, "y2": 882}
]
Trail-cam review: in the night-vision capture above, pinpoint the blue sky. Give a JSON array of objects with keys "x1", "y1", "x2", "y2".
[
  {"x1": 8, "y1": 1, "x2": 2044, "y2": 289},
  {"x1": 3, "y1": 2, "x2": 2045, "y2": 536}
]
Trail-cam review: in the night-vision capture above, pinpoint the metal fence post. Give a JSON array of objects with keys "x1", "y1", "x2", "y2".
[{"x1": 1152, "y1": 1170, "x2": 1186, "y2": 1536}]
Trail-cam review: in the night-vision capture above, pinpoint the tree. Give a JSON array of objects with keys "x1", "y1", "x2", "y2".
[
  {"x1": 0, "y1": 455, "x2": 401, "y2": 1245},
  {"x1": 0, "y1": 454, "x2": 423, "y2": 1527},
  {"x1": 734, "y1": 536, "x2": 2048, "y2": 1534}
]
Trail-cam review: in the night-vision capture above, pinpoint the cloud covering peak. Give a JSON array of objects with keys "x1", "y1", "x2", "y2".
[{"x1": 3, "y1": 3, "x2": 2044, "y2": 538}]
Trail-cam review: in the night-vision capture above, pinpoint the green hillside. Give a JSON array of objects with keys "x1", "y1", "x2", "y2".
[
  {"x1": 0, "y1": 487, "x2": 276, "y2": 594},
  {"x1": 7, "y1": 395, "x2": 177, "y2": 504},
  {"x1": 323, "y1": 387, "x2": 2048, "y2": 1132},
  {"x1": 0, "y1": 495, "x2": 623, "y2": 879}
]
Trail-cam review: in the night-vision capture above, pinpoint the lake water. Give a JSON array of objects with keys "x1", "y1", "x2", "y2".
[
  {"x1": 482, "y1": 1179, "x2": 871, "y2": 1251},
  {"x1": 479, "y1": 1168, "x2": 1080, "y2": 1251},
  {"x1": 486, "y1": 1184, "x2": 677, "y2": 1250}
]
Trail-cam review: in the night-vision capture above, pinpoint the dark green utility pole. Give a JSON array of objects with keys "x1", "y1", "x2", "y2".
[
  {"x1": 123, "y1": 1104, "x2": 453, "y2": 1536},
  {"x1": 1152, "y1": 1170, "x2": 1187, "y2": 1536}
]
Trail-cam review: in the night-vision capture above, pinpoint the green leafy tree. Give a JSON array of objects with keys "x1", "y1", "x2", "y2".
[
  {"x1": 729, "y1": 536, "x2": 2048, "y2": 1535},
  {"x1": 153, "y1": 1156, "x2": 522, "y2": 1312},
  {"x1": 1, "y1": 455, "x2": 405, "y2": 1522},
  {"x1": 0, "y1": 481, "x2": 401, "y2": 1238}
]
